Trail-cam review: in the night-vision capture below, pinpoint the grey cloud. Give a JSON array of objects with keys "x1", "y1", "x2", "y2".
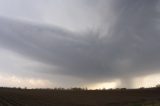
[
  {"x1": 0, "y1": 0, "x2": 160, "y2": 88},
  {"x1": 0, "y1": 0, "x2": 113, "y2": 31}
]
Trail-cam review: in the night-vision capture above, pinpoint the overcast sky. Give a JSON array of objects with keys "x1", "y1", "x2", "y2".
[{"x1": 0, "y1": 0, "x2": 160, "y2": 89}]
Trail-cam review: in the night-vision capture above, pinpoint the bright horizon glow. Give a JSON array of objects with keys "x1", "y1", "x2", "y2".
[
  {"x1": 0, "y1": 73, "x2": 52, "y2": 88},
  {"x1": 89, "y1": 81, "x2": 118, "y2": 90},
  {"x1": 134, "y1": 73, "x2": 160, "y2": 88}
]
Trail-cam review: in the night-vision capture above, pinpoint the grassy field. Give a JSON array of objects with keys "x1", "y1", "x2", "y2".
[{"x1": 0, "y1": 87, "x2": 160, "y2": 106}]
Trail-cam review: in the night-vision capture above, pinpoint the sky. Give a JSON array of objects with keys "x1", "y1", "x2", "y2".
[{"x1": 0, "y1": 0, "x2": 160, "y2": 89}]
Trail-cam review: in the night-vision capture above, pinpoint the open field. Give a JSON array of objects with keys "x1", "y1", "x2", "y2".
[{"x1": 0, "y1": 88, "x2": 160, "y2": 106}]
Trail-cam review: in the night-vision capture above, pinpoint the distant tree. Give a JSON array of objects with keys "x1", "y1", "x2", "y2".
[
  {"x1": 139, "y1": 87, "x2": 145, "y2": 89},
  {"x1": 156, "y1": 84, "x2": 160, "y2": 88},
  {"x1": 70, "y1": 87, "x2": 85, "y2": 91},
  {"x1": 24, "y1": 87, "x2": 27, "y2": 90},
  {"x1": 53, "y1": 88, "x2": 65, "y2": 90},
  {"x1": 102, "y1": 88, "x2": 107, "y2": 90},
  {"x1": 120, "y1": 88, "x2": 127, "y2": 91}
]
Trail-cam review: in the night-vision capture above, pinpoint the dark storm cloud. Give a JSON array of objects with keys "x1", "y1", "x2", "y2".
[{"x1": 0, "y1": 0, "x2": 160, "y2": 87}]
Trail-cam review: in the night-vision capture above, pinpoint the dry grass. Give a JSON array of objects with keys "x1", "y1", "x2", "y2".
[{"x1": 0, "y1": 87, "x2": 160, "y2": 106}]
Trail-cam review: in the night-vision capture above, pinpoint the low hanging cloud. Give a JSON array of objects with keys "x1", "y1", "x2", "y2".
[{"x1": 0, "y1": 0, "x2": 160, "y2": 88}]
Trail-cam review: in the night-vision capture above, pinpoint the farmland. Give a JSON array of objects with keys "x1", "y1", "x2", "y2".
[{"x1": 0, "y1": 87, "x2": 160, "y2": 106}]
